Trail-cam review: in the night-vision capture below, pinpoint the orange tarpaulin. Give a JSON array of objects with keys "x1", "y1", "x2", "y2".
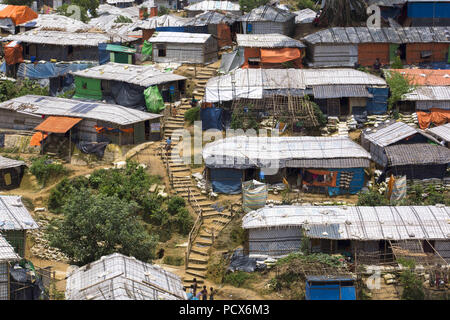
[
  {"x1": 217, "y1": 23, "x2": 232, "y2": 48},
  {"x1": 4, "y1": 41, "x2": 23, "y2": 65},
  {"x1": 260, "y1": 48, "x2": 302, "y2": 64},
  {"x1": 241, "y1": 47, "x2": 260, "y2": 69},
  {"x1": 0, "y1": 5, "x2": 38, "y2": 25},
  {"x1": 34, "y1": 116, "x2": 82, "y2": 134},
  {"x1": 30, "y1": 132, "x2": 48, "y2": 147},
  {"x1": 302, "y1": 169, "x2": 338, "y2": 188},
  {"x1": 417, "y1": 108, "x2": 450, "y2": 129}
]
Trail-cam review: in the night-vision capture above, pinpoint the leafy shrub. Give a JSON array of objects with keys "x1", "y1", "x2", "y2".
[
  {"x1": 207, "y1": 255, "x2": 227, "y2": 283},
  {"x1": 0, "y1": 79, "x2": 48, "y2": 103},
  {"x1": 184, "y1": 106, "x2": 200, "y2": 125},
  {"x1": 398, "y1": 258, "x2": 425, "y2": 300},
  {"x1": 163, "y1": 255, "x2": 184, "y2": 266},
  {"x1": 385, "y1": 71, "x2": 414, "y2": 110},
  {"x1": 30, "y1": 156, "x2": 68, "y2": 187},
  {"x1": 296, "y1": 0, "x2": 319, "y2": 10},
  {"x1": 357, "y1": 189, "x2": 389, "y2": 206},
  {"x1": 48, "y1": 176, "x2": 89, "y2": 213},
  {"x1": 239, "y1": 0, "x2": 269, "y2": 12},
  {"x1": 158, "y1": 6, "x2": 169, "y2": 16},
  {"x1": 391, "y1": 55, "x2": 403, "y2": 69},
  {"x1": 167, "y1": 196, "x2": 186, "y2": 215},
  {"x1": 114, "y1": 15, "x2": 132, "y2": 23},
  {"x1": 174, "y1": 207, "x2": 193, "y2": 235},
  {"x1": 224, "y1": 271, "x2": 253, "y2": 288}
]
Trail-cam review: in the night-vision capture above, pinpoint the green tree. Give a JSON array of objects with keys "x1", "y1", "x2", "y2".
[
  {"x1": 114, "y1": 15, "x2": 133, "y2": 23},
  {"x1": 0, "y1": 80, "x2": 48, "y2": 103},
  {"x1": 47, "y1": 189, "x2": 158, "y2": 265},
  {"x1": 239, "y1": 0, "x2": 269, "y2": 13},
  {"x1": 398, "y1": 258, "x2": 425, "y2": 300},
  {"x1": 174, "y1": 207, "x2": 193, "y2": 235},
  {"x1": 385, "y1": 71, "x2": 415, "y2": 111},
  {"x1": 296, "y1": 0, "x2": 319, "y2": 10},
  {"x1": 71, "y1": 0, "x2": 99, "y2": 17},
  {"x1": 167, "y1": 196, "x2": 186, "y2": 215},
  {"x1": 158, "y1": 6, "x2": 170, "y2": 16},
  {"x1": 391, "y1": 55, "x2": 403, "y2": 69},
  {"x1": 357, "y1": 189, "x2": 389, "y2": 206}
]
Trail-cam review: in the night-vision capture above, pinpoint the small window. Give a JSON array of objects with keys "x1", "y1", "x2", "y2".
[
  {"x1": 82, "y1": 82, "x2": 87, "y2": 89},
  {"x1": 158, "y1": 47, "x2": 166, "y2": 57},
  {"x1": 248, "y1": 57, "x2": 260, "y2": 67},
  {"x1": 4, "y1": 173, "x2": 11, "y2": 186}
]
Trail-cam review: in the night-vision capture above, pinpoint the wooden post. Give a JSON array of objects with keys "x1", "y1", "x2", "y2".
[{"x1": 68, "y1": 129, "x2": 72, "y2": 163}]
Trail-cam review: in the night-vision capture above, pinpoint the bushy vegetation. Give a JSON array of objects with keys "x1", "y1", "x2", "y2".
[
  {"x1": 47, "y1": 189, "x2": 158, "y2": 265},
  {"x1": 30, "y1": 156, "x2": 68, "y2": 187},
  {"x1": 357, "y1": 188, "x2": 389, "y2": 206},
  {"x1": 296, "y1": 0, "x2": 319, "y2": 10},
  {"x1": 163, "y1": 255, "x2": 184, "y2": 266},
  {"x1": 0, "y1": 80, "x2": 48, "y2": 103},
  {"x1": 398, "y1": 258, "x2": 425, "y2": 300},
  {"x1": 224, "y1": 271, "x2": 254, "y2": 288},
  {"x1": 391, "y1": 55, "x2": 403, "y2": 69},
  {"x1": 184, "y1": 106, "x2": 200, "y2": 125},
  {"x1": 239, "y1": 0, "x2": 269, "y2": 13},
  {"x1": 114, "y1": 15, "x2": 133, "y2": 23},
  {"x1": 158, "y1": 6, "x2": 170, "y2": 16},
  {"x1": 385, "y1": 71, "x2": 415, "y2": 111}
]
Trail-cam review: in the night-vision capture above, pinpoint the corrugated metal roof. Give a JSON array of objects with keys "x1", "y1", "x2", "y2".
[
  {"x1": 237, "y1": 33, "x2": 305, "y2": 48},
  {"x1": 71, "y1": 62, "x2": 187, "y2": 87},
  {"x1": 385, "y1": 143, "x2": 450, "y2": 166},
  {"x1": 363, "y1": 121, "x2": 419, "y2": 147},
  {"x1": 303, "y1": 27, "x2": 450, "y2": 45},
  {"x1": 203, "y1": 136, "x2": 371, "y2": 169},
  {"x1": 386, "y1": 69, "x2": 450, "y2": 86},
  {"x1": 238, "y1": 5, "x2": 296, "y2": 22},
  {"x1": 65, "y1": 253, "x2": 186, "y2": 300},
  {"x1": 427, "y1": 123, "x2": 450, "y2": 143},
  {"x1": 312, "y1": 85, "x2": 372, "y2": 99},
  {"x1": 0, "y1": 156, "x2": 26, "y2": 170},
  {"x1": 148, "y1": 31, "x2": 212, "y2": 43},
  {"x1": 132, "y1": 14, "x2": 190, "y2": 30},
  {"x1": 183, "y1": 10, "x2": 238, "y2": 26},
  {"x1": 0, "y1": 195, "x2": 38, "y2": 231},
  {"x1": 0, "y1": 95, "x2": 162, "y2": 126},
  {"x1": 403, "y1": 86, "x2": 450, "y2": 101},
  {"x1": 3, "y1": 30, "x2": 115, "y2": 46},
  {"x1": 185, "y1": 0, "x2": 240, "y2": 12},
  {"x1": 16, "y1": 14, "x2": 90, "y2": 32},
  {"x1": 0, "y1": 235, "x2": 20, "y2": 262},
  {"x1": 294, "y1": 8, "x2": 317, "y2": 24},
  {"x1": 242, "y1": 205, "x2": 450, "y2": 241},
  {"x1": 205, "y1": 68, "x2": 386, "y2": 102}
]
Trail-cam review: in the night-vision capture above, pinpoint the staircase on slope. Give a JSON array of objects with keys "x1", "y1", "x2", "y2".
[{"x1": 192, "y1": 64, "x2": 217, "y2": 101}]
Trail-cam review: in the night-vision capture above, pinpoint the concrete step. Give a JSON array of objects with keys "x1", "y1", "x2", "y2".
[
  {"x1": 190, "y1": 246, "x2": 210, "y2": 256},
  {"x1": 187, "y1": 263, "x2": 208, "y2": 272},
  {"x1": 188, "y1": 253, "x2": 209, "y2": 264},
  {"x1": 183, "y1": 277, "x2": 205, "y2": 285},
  {"x1": 194, "y1": 237, "x2": 213, "y2": 246},
  {"x1": 212, "y1": 217, "x2": 231, "y2": 225},
  {"x1": 185, "y1": 268, "x2": 206, "y2": 279}
]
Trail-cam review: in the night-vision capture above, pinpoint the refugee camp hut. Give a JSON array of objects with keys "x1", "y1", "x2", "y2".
[
  {"x1": 384, "y1": 143, "x2": 450, "y2": 180},
  {"x1": 302, "y1": 27, "x2": 450, "y2": 68},
  {"x1": 184, "y1": 1, "x2": 241, "y2": 17},
  {"x1": 305, "y1": 276, "x2": 356, "y2": 300},
  {"x1": 0, "y1": 156, "x2": 26, "y2": 190},
  {"x1": 238, "y1": 5, "x2": 295, "y2": 36},
  {"x1": 202, "y1": 136, "x2": 371, "y2": 195},
  {"x1": 406, "y1": 0, "x2": 450, "y2": 27},
  {"x1": 0, "y1": 195, "x2": 38, "y2": 257},
  {"x1": 0, "y1": 95, "x2": 163, "y2": 154},
  {"x1": 15, "y1": 13, "x2": 90, "y2": 33},
  {"x1": 149, "y1": 32, "x2": 218, "y2": 64},
  {"x1": 71, "y1": 62, "x2": 187, "y2": 109},
  {"x1": 105, "y1": 44, "x2": 136, "y2": 64},
  {"x1": 3, "y1": 30, "x2": 116, "y2": 62},
  {"x1": 183, "y1": 11, "x2": 238, "y2": 48},
  {"x1": 427, "y1": 123, "x2": 450, "y2": 147},
  {"x1": 361, "y1": 120, "x2": 433, "y2": 166},
  {"x1": 0, "y1": 5, "x2": 38, "y2": 35},
  {"x1": 65, "y1": 253, "x2": 186, "y2": 300},
  {"x1": 0, "y1": 235, "x2": 20, "y2": 300},
  {"x1": 205, "y1": 68, "x2": 388, "y2": 118},
  {"x1": 236, "y1": 33, "x2": 306, "y2": 68},
  {"x1": 241, "y1": 205, "x2": 450, "y2": 263},
  {"x1": 131, "y1": 14, "x2": 191, "y2": 40},
  {"x1": 293, "y1": 8, "x2": 317, "y2": 37}
]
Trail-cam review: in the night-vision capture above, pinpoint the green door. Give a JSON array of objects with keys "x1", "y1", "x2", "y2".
[
  {"x1": 115, "y1": 52, "x2": 130, "y2": 64},
  {"x1": 389, "y1": 44, "x2": 399, "y2": 63},
  {"x1": 133, "y1": 122, "x2": 146, "y2": 144}
]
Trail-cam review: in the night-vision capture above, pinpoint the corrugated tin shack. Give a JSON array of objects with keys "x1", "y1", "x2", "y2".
[
  {"x1": 303, "y1": 27, "x2": 450, "y2": 67},
  {"x1": 71, "y1": 62, "x2": 187, "y2": 109},
  {"x1": 0, "y1": 156, "x2": 26, "y2": 190},
  {"x1": 236, "y1": 33, "x2": 306, "y2": 68},
  {"x1": 202, "y1": 136, "x2": 371, "y2": 195},
  {"x1": 0, "y1": 195, "x2": 38, "y2": 258},
  {"x1": 0, "y1": 95, "x2": 163, "y2": 149},
  {"x1": 0, "y1": 235, "x2": 20, "y2": 300},
  {"x1": 238, "y1": 5, "x2": 296, "y2": 36},
  {"x1": 65, "y1": 253, "x2": 186, "y2": 300},
  {"x1": 427, "y1": 123, "x2": 450, "y2": 147},
  {"x1": 131, "y1": 14, "x2": 190, "y2": 40},
  {"x1": 242, "y1": 205, "x2": 450, "y2": 262},
  {"x1": 149, "y1": 31, "x2": 218, "y2": 64}
]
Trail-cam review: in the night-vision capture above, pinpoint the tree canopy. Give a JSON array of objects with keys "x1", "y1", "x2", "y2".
[{"x1": 239, "y1": 0, "x2": 269, "y2": 13}]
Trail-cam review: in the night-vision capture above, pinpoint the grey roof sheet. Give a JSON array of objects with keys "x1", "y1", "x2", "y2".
[
  {"x1": 294, "y1": 8, "x2": 317, "y2": 24},
  {"x1": 427, "y1": 123, "x2": 450, "y2": 143},
  {"x1": 303, "y1": 27, "x2": 450, "y2": 45},
  {"x1": 385, "y1": 143, "x2": 450, "y2": 166},
  {"x1": 203, "y1": 136, "x2": 371, "y2": 169},
  {"x1": 148, "y1": 31, "x2": 212, "y2": 43},
  {"x1": 16, "y1": 14, "x2": 90, "y2": 32},
  {"x1": 71, "y1": 62, "x2": 186, "y2": 87},
  {"x1": 363, "y1": 121, "x2": 419, "y2": 147},
  {"x1": 0, "y1": 196, "x2": 38, "y2": 231},
  {"x1": 0, "y1": 156, "x2": 26, "y2": 170},
  {"x1": 312, "y1": 85, "x2": 372, "y2": 99},
  {"x1": 0, "y1": 95, "x2": 162, "y2": 126},
  {"x1": 0, "y1": 235, "x2": 20, "y2": 262},
  {"x1": 403, "y1": 86, "x2": 450, "y2": 101},
  {"x1": 242, "y1": 205, "x2": 450, "y2": 241},
  {"x1": 2, "y1": 30, "x2": 115, "y2": 46},
  {"x1": 185, "y1": 0, "x2": 241, "y2": 11},
  {"x1": 132, "y1": 15, "x2": 190, "y2": 30},
  {"x1": 236, "y1": 33, "x2": 305, "y2": 48},
  {"x1": 238, "y1": 5, "x2": 296, "y2": 22},
  {"x1": 65, "y1": 253, "x2": 186, "y2": 300},
  {"x1": 183, "y1": 10, "x2": 238, "y2": 26}
]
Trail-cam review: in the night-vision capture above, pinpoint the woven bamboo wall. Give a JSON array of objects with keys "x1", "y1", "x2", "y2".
[
  {"x1": 358, "y1": 43, "x2": 390, "y2": 66},
  {"x1": 406, "y1": 43, "x2": 449, "y2": 64}
]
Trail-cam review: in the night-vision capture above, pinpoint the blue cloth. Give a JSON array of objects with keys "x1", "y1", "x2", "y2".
[
  {"x1": 366, "y1": 87, "x2": 388, "y2": 115},
  {"x1": 200, "y1": 107, "x2": 223, "y2": 130},
  {"x1": 17, "y1": 62, "x2": 94, "y2": 79},
  {"x1": 327, "y1": 168, "x2": 365, "y2": 196},
  {"x1": 186, "y1": 292, "x2": 193, "y2": 300},
  {"x1": 210, "y1": 168, "x2": 242, "y2": 194}
]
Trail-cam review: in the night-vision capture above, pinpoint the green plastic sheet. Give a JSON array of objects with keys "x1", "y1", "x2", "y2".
[
  {"x1": 142, "y1": 40, "x2": 153, "y2": 56},
  {"x1": 144, "y1": 86, "x2": 165, "y2": 113}
]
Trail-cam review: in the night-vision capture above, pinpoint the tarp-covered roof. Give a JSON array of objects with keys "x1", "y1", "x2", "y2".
[
  {"x1": 0, "y1": 235, "x2": 20, "y2": 262},
  {"x1": 238, "y1": 5, "x2": 295, "y2": 22},
  {"x1": 0, "y1": 5, "x2": 38, "y2": 25},
  {"x1": 303, "y1": 27, "x2": 450, "y2": 45},
  {"x1": 184, "y1": 10, "x2": 238, "y2": 26},
  {"x1": 132, "y1": 14, "x2": 190, "y2": 30},
  {"x1": 0, "y1": 195, "x2": 38, "y2": 231},
  {"x1": 65, "y1": 253, "x2": 186, "y2": 300},
  {"x1": 0, "y1": 95, "x2": 162, "y2": 126},
  {"x1": 16, "y1": 14, "x2": 90, "y2": 32},
  {"x1": 427, "y1": 123, "x2": 450, "y2": 143},
  {"x1": 237, "y1": 33, "x2": 305, "y2": 48},
  {"x1": 34, "y1": 116, "x2": 82, "y2": 134},
  {"x1": 185, "y1": 0, "x2": 241, "y2": 12},
  {"x1": 3, "y1": 30, "x2": 116, "y2": 46},
  {"x1": 203, "y1": 136, "x2": 371, "y2": 169},
  {"x1": 294, "y1": 8, "x2": 317, "y2": 24},
  {"x1": 385, "y1": 143, "x2": 450, "y2": 166},
  {"x1": 148, "y1": 31, "x2": 212, "y2": 43},
  {"x1": 242, "y1": 205, "x2": 450, "y2": 241},
  {"x1": 71, "y1": 62, "x2": 187, "y2": 87}
]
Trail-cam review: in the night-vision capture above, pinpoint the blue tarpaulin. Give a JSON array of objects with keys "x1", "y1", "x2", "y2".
[
  {"x1": 408, "y1": 2, "x2": 450, "y2": 18},
  {"x1": 200, "y1": 107, "x2": 223, "y2": 130},
  {"x1": 210, "y1": 168, "x2": 242, "y2": 194},
  {"x1": 98, "y1": 43, "x2": 113, "y2": 65},
  {"x1": 17, "y1": 62, "x2": 94, "y2": 79},
  {"x1": 155, "y1": 26, "x2": 208, "y2": 33},
  {"x1": 366, "y1": 87, "x2": 388, "y2": 115},
  {"x1": 327, "y1": 167, "x2": 365, "y2": 197}
]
